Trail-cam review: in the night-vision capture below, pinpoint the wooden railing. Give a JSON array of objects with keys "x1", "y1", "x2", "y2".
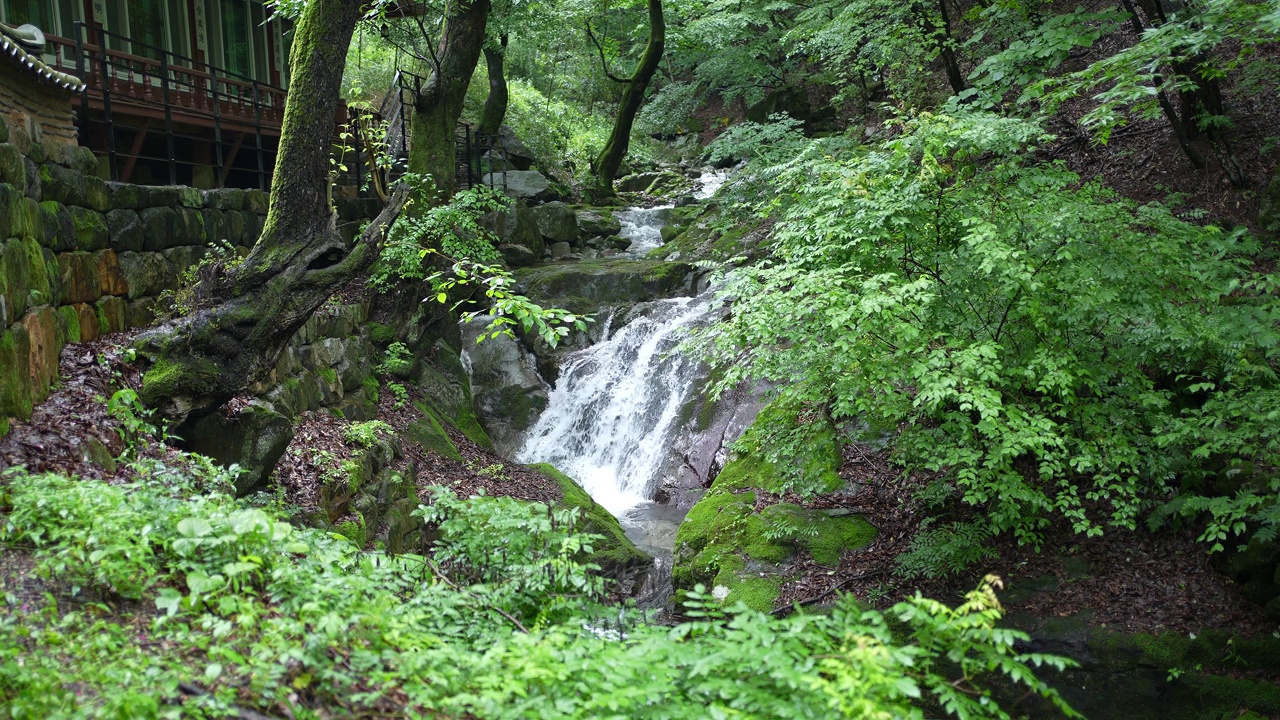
[{"x1": 47, "y1": 22, "x2": 289, "y2": 188}]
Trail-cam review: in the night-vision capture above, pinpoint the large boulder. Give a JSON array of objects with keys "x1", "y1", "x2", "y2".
[
  {"x1": 459, "y1": 315, "x2": 550, "y2": 455},
  {"x1": 480, "y1": 200, "x2": 544, "y2": 259},
  {"x1": 616, "y1": 172, "x2": 662, "y2": 193},
  {"x1": 484, "y1": 170, "x2": 557, "y2": 202},
  {"x1": 515, "y1": 259, "x2": 700, "y2": 312},
  {"x1": 577, "y1": 208, "x2": 622, "y2": 237},
  {"x1": 532, "y1": 201, "x2": 580, "y2": 245}
]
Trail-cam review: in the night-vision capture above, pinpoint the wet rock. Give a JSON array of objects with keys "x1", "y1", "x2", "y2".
[
  {"x1": 577, "y1": 208, "x2": 622, "y2": 237},
  {"x1": 460, "y1": 315, "x2": 550, "y2": 455},
  {"x1": 179, "y1": 402, "x2": 294, "y2": 495},
  {"x1": 532, "y1": 201, "x2": 580, "y2": 245},
  {"x1": 515, "y1": 259, "x2": 699, "y2": 310}
]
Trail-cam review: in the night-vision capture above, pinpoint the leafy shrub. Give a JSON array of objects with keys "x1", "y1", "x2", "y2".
[
  {"x1": 369, "y1": 174, "x2": 511, "y2": 291},
  {"x1": 378, "y1": 341, "x2": 415, "y2": 377},
  {"x1": 700, "y1": 110, "x2": 1280, "y2": 559},
  {"x1": 343, "y1": 420, "x2": 393, "y2": 448},
  {"x1": 0, "y1": 464, "x2": 1076, "y2": 718}
]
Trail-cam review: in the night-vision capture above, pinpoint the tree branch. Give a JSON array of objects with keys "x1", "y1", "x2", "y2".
[{"x1": 585, "y1": 20, "x2": 629, "y2": 84}]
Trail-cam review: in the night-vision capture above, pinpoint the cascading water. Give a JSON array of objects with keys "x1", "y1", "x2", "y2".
[
  {"x1": 511, "y1": 168, "x2": 734, "y2": 604},
  {"x1": 514, "y1": 294, "x2": 714, "y2": 517},
  {"x1": 615, "y1": 169, "x2": 729, "y2": 258}
]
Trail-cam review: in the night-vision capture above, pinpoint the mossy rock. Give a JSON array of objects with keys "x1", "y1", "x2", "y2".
[
  {"x1": 407, "y1": 402, "x2": 463, "y2": 461},
  {"x1": 649, "y1": 206, "x2": 759, "y2": 264},
  {"x1": 527, "y1": 464, "x2": 651, "y2": 574},
  {"x1": 415, "y1": 361, "x2": 494, "y2": 451},
  {"x1": 672, "y1": 397, "x2": 875, "y2": 611},
  {"x1": 514, "y1": 259, "x2": 697, "y2": 308}
]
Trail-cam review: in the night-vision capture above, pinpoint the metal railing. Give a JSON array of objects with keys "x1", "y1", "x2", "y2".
[
  {"x1": 51, "y1": 22, "x2": 287, "y2": 188},
  {"x1": 383, "y1": 70, "x2": 508, "y2": 193}
]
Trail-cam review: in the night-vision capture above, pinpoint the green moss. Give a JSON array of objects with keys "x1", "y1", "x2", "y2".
[
  {"x1": 318, "y1": 367, "x2": 338, "y2": 386},
  {"x1": 725, "y1": 576, "x2": 782, "y2": 613},
  {"x1": 804, "y1": 514, "x2": 877, "y2": 565},
  {"x1": 369, "y1": 322, "x2": 396, "y2": 346},
  {"x1": 676, "y1": 489, "x2": 755, "y2": 558},
  {"x1": 528, "y1": 464, "x2": 649, "y2": 569},
  {"x1": 672, "y1": 396, "x2": 878, "y2": 606},
  {"x1": 335, "y1": 518, "x2": 368, "y2": 548},
  {"x1": 0, "y1": 329, "x2": 32, "y2": 419},
  {"x1": 1184, "y1": 673, "x2": 1280, "y2": 715},
  {"x1": 451, "y1": 406, "x2": 494, "y2": 450},
  {"x1": 407, "y1": 402, "x2": 462, "y2": 461},
  {"x1": 361, "y1": 375, "x2": 380, "y2": 405},
  {"x1": 96, "y1": 302, "x2": 110, "y2": 334},
  {"x1": 0, "y1": 416, "x2": 8, "y2": 438},
  {"x1": 57, "y1": 306, "x2": 81, "y2": 343},
  {"x1": 138, "y1": 355, "x2": 221, "y2": 407},
  {"x1": 742, "y1": 513, "x2": 792, "y2": 563},
  {"x1": 21, "y1": 239, "x2": 51, "y2": 302},
  {"x1": 713, "y1": 449, "x2": 780, "y2": 493}
]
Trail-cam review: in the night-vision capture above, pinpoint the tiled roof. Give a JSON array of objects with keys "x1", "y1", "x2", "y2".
[{"x1": 0, "y1": 22, "x2": 84, "y2": 93}]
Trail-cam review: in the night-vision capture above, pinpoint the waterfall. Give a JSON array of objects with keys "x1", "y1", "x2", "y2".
[
  {"x1": 616, "y1": 207, "x2": 670, "y2": 258},
  {"x1": 616, "y1": 169, "x2": 730, "y2": 258},
  {"x1": 514, "y1": 294, "x2": 715, "y2": 517}
]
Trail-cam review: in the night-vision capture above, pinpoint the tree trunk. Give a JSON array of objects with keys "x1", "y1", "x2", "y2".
[
  {"x1": 591, "y1": 0, "x2": 665, "y2": 198},
  {"x1": 408, "y1": 0, "x2": 491, "y2": 198},
  {"x1": 934, "y1": 0, "x2": 967, "y2": 95},
  {"x1": 135, "y1": 0, "x2": 409, "y2": 422},
  {"x1": 1118, "y1": 0, "x2": 1207, "y2": 169},
  {"x1": 477, "y1": 34, "x2": 508, "y2": 136}
]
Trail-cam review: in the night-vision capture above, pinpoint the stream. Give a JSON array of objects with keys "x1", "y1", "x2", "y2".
[{"x1": 511, "y1": 170, "x2": 730, "y2": 605}]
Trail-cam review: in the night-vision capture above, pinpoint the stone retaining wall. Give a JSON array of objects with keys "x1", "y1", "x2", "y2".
[{"x1": 0, "y1": 108, "x2": 378, "y2": 430}]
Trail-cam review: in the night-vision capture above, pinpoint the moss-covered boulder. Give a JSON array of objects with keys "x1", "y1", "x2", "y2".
[
  {"x1": 532, "y1": 201, "x2": 581, "y2": 245},
  {"x1": 576, "y1": 208, "x2": 623, "y2": 237},
  {"x1": 514, "y1": 259, "x2": 699, "y2": 314},
  {"x1": 649, "y1": 205, "x2": 762, "y2": 264},
  {"x1": 529, "y1": 463, "x2": 652, "y2": 588},
  {"x1": 672, "y1": 398, "x2": 875, "y2": 612}
]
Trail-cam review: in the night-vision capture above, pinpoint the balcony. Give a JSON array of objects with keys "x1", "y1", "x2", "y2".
[{"x1": 42, "y1": 22, "x2": 306, "y2": 189}]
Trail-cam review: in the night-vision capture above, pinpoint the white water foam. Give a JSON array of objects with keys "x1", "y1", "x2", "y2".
[{"x1": 514, "y1": 294, "x2": 714, "y2": 516}]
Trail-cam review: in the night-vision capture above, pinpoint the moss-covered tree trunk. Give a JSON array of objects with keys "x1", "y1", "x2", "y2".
[
  {"x1": 476, "y1": 34, "x2": 508, "y2": 136},
  {"x1": 590, "y1": 0, "x2": 665, "y2": 199},
  {"x1": 408, "y1": 0, "x2": 491, "y2": 198},
  {"x1": 135, "y1": 0, "x2": 409, "y2": 422}
]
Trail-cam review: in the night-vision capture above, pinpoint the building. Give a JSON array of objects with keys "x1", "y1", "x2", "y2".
[{"x1": 0, "y1": 0, "x2": 297, "y2": 189}]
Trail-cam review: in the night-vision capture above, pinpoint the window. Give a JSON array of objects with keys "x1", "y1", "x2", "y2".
[
  {"x1": 126, "y1": 0, "x2": 165, "y2": 58},
  {"x1": 220, "y1": 0, "x2": 251, "y2": 78},
  {"x1": 0, "y1": 0, "x2": 53, "y2": 29}
]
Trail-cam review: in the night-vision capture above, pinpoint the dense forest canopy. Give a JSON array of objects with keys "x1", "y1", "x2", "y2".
[{"x1": 3, "y1": 0, "x2": 1280, "y2": 715}]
